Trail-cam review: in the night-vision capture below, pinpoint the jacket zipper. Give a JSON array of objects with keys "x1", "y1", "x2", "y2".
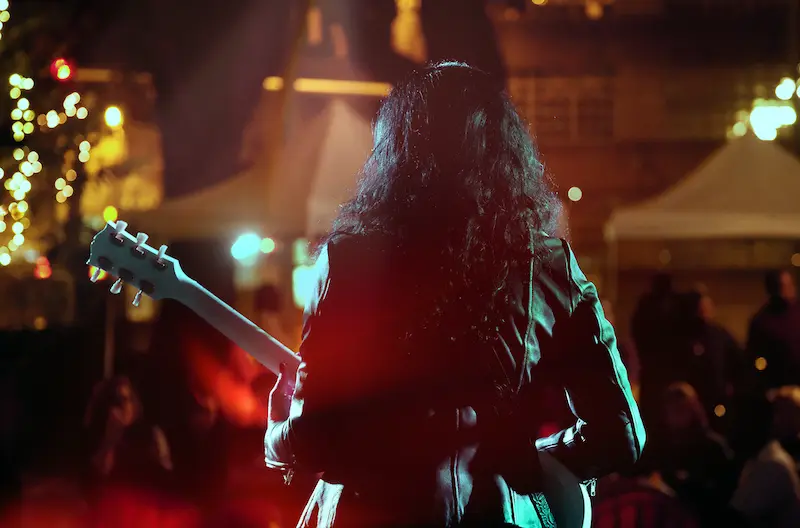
[{"x1": 586, "y1": 478, "x2": 596, "y2": 497}]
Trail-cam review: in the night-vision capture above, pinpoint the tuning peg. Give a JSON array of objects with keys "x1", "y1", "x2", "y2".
[
  {"x1": 156, "y1": 244, "x2": 167, "y2": 261},
  {"x1": 135, "y1": 232, "x2": 149, "y2": 247},
  {"x1": 90, "y1": 268, "x2": 103, "y2": 283},
  {"x1": 132, "y1": 290, "x2": 143, "y2": 307},
  {"x1": 110, "y1": 278, "x2": 123, "y2": 294},
  {"x1": 114, "y1": 220, "x2": 128, "y2": 235}
]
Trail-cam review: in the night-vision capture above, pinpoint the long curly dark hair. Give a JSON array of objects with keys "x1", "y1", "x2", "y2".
[{"x1": 324, "y1": 61, "x2": 561, "y2": 364}]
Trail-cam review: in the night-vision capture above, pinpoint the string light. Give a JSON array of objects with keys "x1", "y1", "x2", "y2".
[
  {"x1": 88, "y1": 265, "x2": 108, "y2": 281},
  {"x1": 0, "y1": 1, "x2": 101, "y2": 264},
  {"x1": 104, "y1": 106, "x2": 123, "y2": 129},
  {"x1": 0, "y1": 3, "x2": 30, "y2": 260},
  {"x1": 33, "y1": 256, "x2": 51, "y2": 279},
  {"x1": 729, "y1": 76, "x2": 799, "y2": 141},
  {"x1": 0, "y1": 1, "x2": 8, "y2": 42}
]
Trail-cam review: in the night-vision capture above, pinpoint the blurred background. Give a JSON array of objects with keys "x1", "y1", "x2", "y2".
[{"x1": 1, "y1": 0, "x2": 800, "y2": 526}]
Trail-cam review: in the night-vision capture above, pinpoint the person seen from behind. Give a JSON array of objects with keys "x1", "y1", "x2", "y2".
[{"x1": 264, "y1": 61, "x2": 645, "y2": 528}]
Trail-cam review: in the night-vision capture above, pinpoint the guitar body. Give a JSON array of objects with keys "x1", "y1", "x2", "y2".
[{"x1": 87, "y1": 220, "x2": 592, "y2": 528}]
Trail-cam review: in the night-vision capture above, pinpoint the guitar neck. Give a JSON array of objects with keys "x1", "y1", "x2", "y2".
[{"x1": 176, "y1": 277, "x2": 301, "y2": 377}]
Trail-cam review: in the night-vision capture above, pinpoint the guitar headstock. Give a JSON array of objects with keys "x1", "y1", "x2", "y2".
[{"x1": 86, "y1": 220, "x2": 188, "y2": 305}]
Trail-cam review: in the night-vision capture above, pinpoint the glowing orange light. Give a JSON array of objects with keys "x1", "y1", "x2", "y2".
[
  {"x1": 88, "y1": 265, "x2": 108, "y2": 281},
  {"x1": 262, "y1": 76, "x2": 392, "y2": 96},
  {"x1": 34, "y1": 256, "x2": 52, "y2": 279},
  {"x1": 187, "y1": 342, "x2": 266, "y2": 427},
  {"x1": 50, "y1": 58, "x2": 73, "y2": 81}
]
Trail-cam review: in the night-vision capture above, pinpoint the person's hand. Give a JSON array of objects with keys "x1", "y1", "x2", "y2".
[
  {"x1": 268, "y1": 363, "x2": 294, "y2": 426},
  {"x1": 265, "y1": 363, "x2": 297, "y2": 481}
]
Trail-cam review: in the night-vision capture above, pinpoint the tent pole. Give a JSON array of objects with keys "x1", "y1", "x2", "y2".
[
  {"x1": 267, "y1": 0, "x2": 313, "y2": 331},
  {"x1": 275, "y1": 0, "x2": 313, "y2": 149}
]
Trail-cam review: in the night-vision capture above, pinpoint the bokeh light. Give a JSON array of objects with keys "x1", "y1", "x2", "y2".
[
  {"x1": 103, "y1": 205, "x2": 118, "y2": 223},
  {"x1": 104, "y1": 106, "x2": 124, "y2": 128},
  {"x1": 260, "y1": 237, "x2": 276, "y2": 254},
  {"x1": 231, "y1": 233, "x2": 261, "y2": 260},
  {"x1": 775, "y1": 77, "x2": 796, "y2": 101}
]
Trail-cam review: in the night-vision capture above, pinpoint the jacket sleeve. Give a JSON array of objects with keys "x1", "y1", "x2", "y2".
[
  {"x1": 535, "y1": 243, "x2": 646, "y2": 480},
  {"x1": 264, "y1": 243, "x2": 365, "y2": 472},
  {"x1": 264, "y1": 244, "x2": 332, "y2": 471}
]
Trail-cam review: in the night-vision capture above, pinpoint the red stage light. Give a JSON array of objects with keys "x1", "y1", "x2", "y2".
[
  {"x1": 50, "y1": 58, "x2": 73, "y2": 81},
  {"x1": 34, "y1": 256, "x2": 52, "y2": 279}
]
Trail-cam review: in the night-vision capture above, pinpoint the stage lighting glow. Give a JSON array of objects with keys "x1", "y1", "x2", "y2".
[
  {"x1": 103, "y1": 206, "x2": 118, "y2": 223},
  {"x1": 104, "y1": 106, "x2": 123, "y2": 128},
  {"x1": 260, "y1": 237, "x2": 276, "y2": 254},
  {"x1": 231, "y1": 233, "x2": 261, "y2": 260}
]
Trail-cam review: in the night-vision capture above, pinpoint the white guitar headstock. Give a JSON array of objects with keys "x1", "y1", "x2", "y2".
[{"x1": 86, "y1": 220, "x2": 188, "y2": 304}]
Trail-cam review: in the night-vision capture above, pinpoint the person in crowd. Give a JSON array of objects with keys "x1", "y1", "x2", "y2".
[
  {"x1": 83, "y1": 376, "x2": 178, "y2": 527},
  {"x1": 84, "y1": 376, "x2": 174, "y2": 492},
  {"x1": 771, "y1": 386, "x2": 800, "y2": 467},
  {"x1": 679, "y1": 290, "x2": 745, "y2": 432},
  {"x1": 746, "y1": 270, "x2": 800, "y2": 389},
  {"x1": 631, "y1": 272, "x2": 684, "y2": 433},
  {"x1": 592, "y1": 472, "x2": 702, "y2": 528},
  {"x1": 647, "y1": 383, "x2": 739, "y2": 525},
  {"x1": 731, "y1": 386, "x2": 800, "y2": 528}
]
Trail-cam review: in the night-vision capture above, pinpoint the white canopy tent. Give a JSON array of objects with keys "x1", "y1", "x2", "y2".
[
  {"x1": 122, "y1": 98, "x2": 373, "y2": 241},
  {"x1": 604, "y1": 134, "x2": 800, "y2": 242},
  {"x1": 119, "y1": 170, "x2": 266, "y2": 241},
  {"x1": 268, "y1": 98, "x2": 373, "y2": 238}
]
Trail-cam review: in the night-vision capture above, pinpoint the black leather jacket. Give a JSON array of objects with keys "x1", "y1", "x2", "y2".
[{"x1": 266, "y1": 234, "x2": 645, "y2": 527}]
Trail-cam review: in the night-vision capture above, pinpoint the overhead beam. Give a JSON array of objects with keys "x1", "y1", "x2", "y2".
[{"x1": 262, "y1": 76, "x2": 391, "y2": 97}]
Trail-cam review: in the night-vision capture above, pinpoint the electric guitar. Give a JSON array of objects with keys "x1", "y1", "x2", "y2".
[{"x1": 87, "y1": 220, "x2": 592, "y2": 528}]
